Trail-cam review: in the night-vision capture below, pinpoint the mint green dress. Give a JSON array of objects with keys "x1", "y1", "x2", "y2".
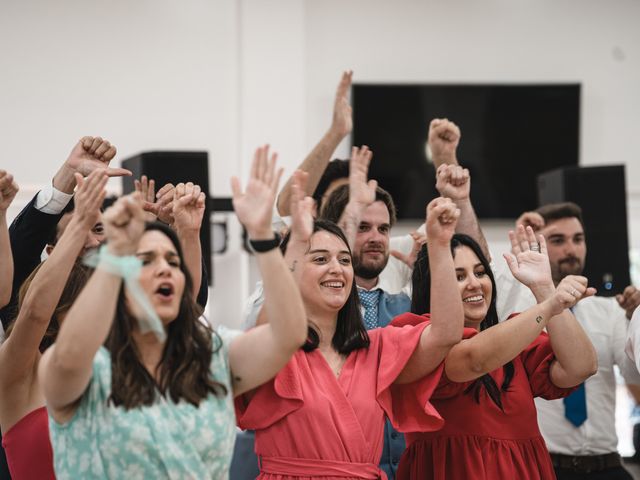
[{"x1": 49, "y1": 326, "x2": 241, "y2": 480}]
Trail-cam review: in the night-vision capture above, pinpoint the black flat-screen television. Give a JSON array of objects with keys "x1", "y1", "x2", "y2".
[{"x1": 352, "y1": 84, "x2": 580, "y2": 219}]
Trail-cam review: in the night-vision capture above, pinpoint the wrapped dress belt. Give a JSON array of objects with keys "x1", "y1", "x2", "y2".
[{"x1": 259, "y1": 455, "x2": 383, "y2": 478}]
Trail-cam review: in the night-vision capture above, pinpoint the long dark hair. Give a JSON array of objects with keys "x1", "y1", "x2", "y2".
[
  {"x1": 280, "y1": 220, "x2": 369, "y2": 355},
  {"x1": 8, "y1": 260, "x2": 92, "y2": 352},
  {"x1": 411, "y1": 233, "x2": 514, "y2": 409},
  {"x1": 107, "y1": 222, "x2": 227, "y2": 409}
]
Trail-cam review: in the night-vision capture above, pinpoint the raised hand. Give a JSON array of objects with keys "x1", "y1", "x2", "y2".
[
  {"x1": 231, "y1": 145, "x2": 283, "y2": 239},
  {"x1": 435, "y1": 164, "x2": 470, "y2": 201},
  {"x1": 616, "y1": 285, "x2": 640, "y2": 320},
  {"x1": 0, "y1": 170, "x2": 19, "y2": 212},
  {"x1": 134, "y1": 175, "x2": 157, "y2": 222},
  {"x1": 172, "y1": 182, "x2": 206, "y2": 233},
  {"x1": 103, "y1": 193, "x2": 146, "y2": 256},
  {"x1": 348, "y1": 145, "x2": 377, "y2": 211},
  {"x1": 71, "y1": 171, "x2": 108, "y2": 230},
  {"x1": 546, "y1": 275, "x2": 596, "y2": 316},
  {"x1": 289, "y1": 170, "x2": 314, "y2": 244},
  {"x1": 331, "y1": 70, "x2": 353, "y2": 138},
  {"x1": 154, "y1": 183, "x2": 176, "y2": 225},
  {"x1": 504, "y1": 225, "x2": 553, "y2": 294},
  {"x1": 428, "y1": 118, "x2": 461, "y2": 165},
  {"x1": 515, "y1": 211, "x2": 545, "y2": 231},
  {"x1": 391, "y1": 230, "x2": 427, "y2": 268},
  {"x1": 425, "y1": 197, "x2": 460, "y2": 247},
  {"x1": 66, "y1": 137, "x2": 131, "y2": 178}
]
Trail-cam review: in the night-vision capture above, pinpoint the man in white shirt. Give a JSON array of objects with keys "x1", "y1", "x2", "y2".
[
  {"x1": 0, "y1": 136, "x2": 127, "y2": 327},
  {"x1": 497, "y1": 202, "x2": 640, "y2": 480}
]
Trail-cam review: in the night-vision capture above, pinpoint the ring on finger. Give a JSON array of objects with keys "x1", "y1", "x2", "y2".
[
  {"x1": 570, "y1": 288, "x2": 578, "y2": 297},
  {"x1": 530, "y1": 243, "x2": 540, "y2": 252}
]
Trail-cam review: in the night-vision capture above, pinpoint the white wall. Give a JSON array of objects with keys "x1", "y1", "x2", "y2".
[{"x1": 2, "y1": 0, "x2": 640, "y2": 325}]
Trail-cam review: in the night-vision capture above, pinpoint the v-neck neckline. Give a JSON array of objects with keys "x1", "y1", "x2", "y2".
[{"x1": 315, "y1": 348, "x2": 355, "y2": 387}]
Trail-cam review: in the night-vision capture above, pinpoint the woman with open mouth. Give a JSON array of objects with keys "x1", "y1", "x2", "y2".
[
  {"x1": 391, "y1": 226, "x2": 599, "y2": 480},
  {"x1": 38, "y1": 146, "x2": 308, "y2": 479}
]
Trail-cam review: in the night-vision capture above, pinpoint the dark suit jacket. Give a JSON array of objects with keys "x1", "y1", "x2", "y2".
[{"x1": 0, "y1": 194, "x2": 62, "y2": 328}]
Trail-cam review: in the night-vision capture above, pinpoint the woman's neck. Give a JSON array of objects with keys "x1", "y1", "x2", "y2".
[
  {"x1": 131, "y1": 329, "x2": 166, "y2": 377},
  {"x1": 308, "y1": 310, "x2": 339, "y2": 351}
]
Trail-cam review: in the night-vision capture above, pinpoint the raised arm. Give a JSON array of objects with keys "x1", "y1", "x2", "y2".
[
  {"x1": 0, "y1": 171, "x2": 106, "y2": 386},
  {"x1": 0, "y1": 171, "x2": 18, "y2": 308},
  {"x1": 428, "y1": 118, "x2": 461, "y2": 168},
  {"x1": 435, "y1": 163, "x2": 490, "y2": 260},
  {"x1": 444, "y1": 226, "x2": 595, "y2": 383},
  {"x1": 172, "y1": 182, "x2": 206, "y2": 301},
  {"x1": 227, "y1": 147, "x2": 308, "y2": 397},
  {"x1": 337, "y1": 146, "x2": 377, "y2": 249},
  {"x1": 396, "y1": 197, "x2": 464, "y2": 383},
  {"x1": 431, "y1": 118, "x2": 490, "y2": 259},
  {"x1": 2, "y1": 137, "x2": 130, "y2": 327},
  {"x1": 52, "y1": 136, "x2": 129, "y2": 194},
  {"x1": 39, "y1": 193, "x2": 146, "y2": 416},
  {"x1": 277, "y1": 71, "x2": 353, "y2": 216},
  {"x1": 506, "y1": 225, "x2": 597, "y2": 387}
]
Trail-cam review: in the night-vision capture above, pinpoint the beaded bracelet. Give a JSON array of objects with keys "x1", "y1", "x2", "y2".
[{"x1": 84, "y1": 245, "x2": 166, "y2": 341}]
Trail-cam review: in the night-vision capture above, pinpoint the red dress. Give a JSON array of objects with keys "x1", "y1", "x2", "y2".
[
  {"x1": 236, "y1": 323, "x2": 444, "y2": 479},
  {"x1": 391, "y1": 313, "x2": 576, "y2": 480},
  {"x1": 1, "y1": 406, "x2": 55, "y2": 479}
]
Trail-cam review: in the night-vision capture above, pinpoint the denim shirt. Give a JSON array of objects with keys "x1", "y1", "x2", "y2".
[{"x1": 357, "y1": 288, "x2": 411, "y2": 479}]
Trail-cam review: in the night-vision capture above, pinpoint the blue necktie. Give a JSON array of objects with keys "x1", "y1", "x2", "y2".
[
  {"x1": 564, "y1": 383, "x2": 587, "y2": 427},
  {"x1": 563, "y1": 307, "x2": 587, "y2": 427},
  {"x1": 359, "y1": 289, "x2": 381, "y2": 330}
]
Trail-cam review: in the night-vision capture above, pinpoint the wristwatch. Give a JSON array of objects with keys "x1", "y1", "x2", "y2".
[{"x1": 249, "y1": 233, "x2": 281, "y2": 253}]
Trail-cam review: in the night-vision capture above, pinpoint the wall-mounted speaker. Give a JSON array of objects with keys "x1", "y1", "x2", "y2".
[
  {"x1": 537, "y1": 165, "x2": 629, "y2": 296},
  {"x1": 121, "y1": 151, "x2": 212, "y2": 285}
]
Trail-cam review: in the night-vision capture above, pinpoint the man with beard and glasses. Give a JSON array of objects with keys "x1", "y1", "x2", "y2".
[{"x1": 492, "y1": 202, "x2": 640, "y2": 480}]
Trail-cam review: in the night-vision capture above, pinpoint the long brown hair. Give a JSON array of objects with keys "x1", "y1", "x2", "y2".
[
  {"x1": 107, "y1": 222, "x2": 227, "y2": 409},
  {"x1": 6, "y1": 260, "x2": 92, "y2": 352}
]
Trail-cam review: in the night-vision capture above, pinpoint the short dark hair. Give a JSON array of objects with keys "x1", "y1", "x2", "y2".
[
  {"x1": 410, "y1": 234, "x2": 514, "y2": 410},
  {"x1": 107, "y1": 222, "x2": 226, "y2": 409},
  {"x1": 312, "y1": 159, "x2": 350, "y2": 210},
  {"x1": 535, "y1": 202, "x2": 584, "y2": 228},
  {"x1": 279, "y1": 219, "x2": 369, "y2": 355},
  {"x1": 319, "y1": 183, "x2": 397, "y2": 227}
]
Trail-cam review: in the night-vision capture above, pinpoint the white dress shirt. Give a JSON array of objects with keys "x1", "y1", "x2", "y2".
[
  {"x1": 34, "y1": 183, "x2": 74, "y2": 214},
  {"x1": 493, "y1": 257, "x2": 640, "y2": 455},
  {"x1": 0, "y1": 185, "x2": 73, "y2": 345}
]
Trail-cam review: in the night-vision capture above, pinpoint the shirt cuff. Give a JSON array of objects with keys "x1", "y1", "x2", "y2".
[{"x1": 34, "y1": 183, "x2": 74, "y2": 214}]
